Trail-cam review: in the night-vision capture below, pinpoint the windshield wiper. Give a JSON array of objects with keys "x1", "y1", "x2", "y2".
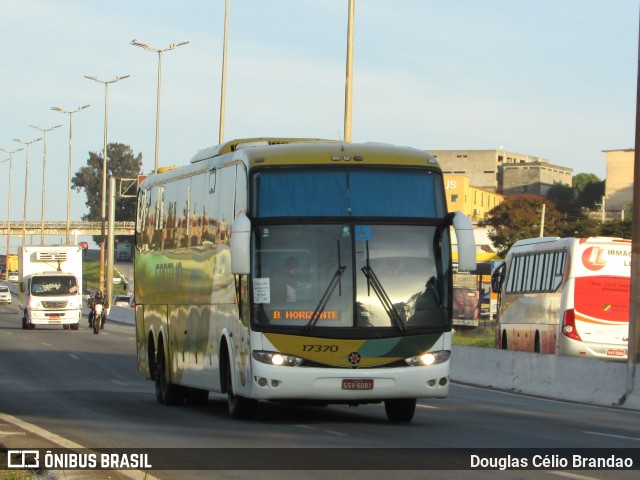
[
  {"x1": 305, "y1": 240, "x2": 346, "y2": 333},
  {"x1": 361, "y1": 242, "x2": 406, "y2": 333}
]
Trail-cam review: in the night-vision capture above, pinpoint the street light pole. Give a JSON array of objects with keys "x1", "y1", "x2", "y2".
[
  {"x1": 219, "y1": 0, "x2": 229, "y2": 144},
  {"x1": 131, "y1": 39, "x2": 189, "y2": 172},
  {"x1": 84, "y1": 75, "x2": 129, "y2": 294},
  {"x1": 344, "y1": 0, "x2": 356, "y2": 143},
  {"x1": 13, "y1": 138, "x2": 42, "y2": 247},
  {"x1": 51, "y1": 105, "x2": 90, "y2": 245},
  {"x1": 29, "y1": 124, "x2": 62, "y2": 245},
  {"x1": 0, "y1": 147, "x2": 22, "y2": 275}
]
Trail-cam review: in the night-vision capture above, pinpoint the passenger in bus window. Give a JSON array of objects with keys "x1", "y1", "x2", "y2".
[{"x1": 271, "y1": 257, "x2": 300, "y2": 303}]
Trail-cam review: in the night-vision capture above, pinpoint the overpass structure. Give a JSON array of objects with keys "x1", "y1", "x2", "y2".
[{"x1": 0, "y1": 221, "x2": 135, "y2": 238}]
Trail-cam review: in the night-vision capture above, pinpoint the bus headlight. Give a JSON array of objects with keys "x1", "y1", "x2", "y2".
[
  {"x1": 404, "y1": 350, "x2": 450, "y2": 366},
  {"x1": 252, "y1": 351, "x2": 304, "y2": 367}
]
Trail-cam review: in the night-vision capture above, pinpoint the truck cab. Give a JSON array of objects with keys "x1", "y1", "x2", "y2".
[{"x1": 18, "y1": 246, "x2": 83, "y2": 330}]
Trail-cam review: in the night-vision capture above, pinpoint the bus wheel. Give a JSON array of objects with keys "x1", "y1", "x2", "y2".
[
  {"x1": 21, "y1": 316, "x2": 27, "y2": 330},
  {"x1": 224, "y1": 359, "x2": 256, "y2": 419},
  {"x1": 155, "y1": 347, "x2": 184, "y2": 406},
  {"x1": 501, "y1": 332, "x2": 508, "y2": 350},
  {"x1": 70, "y1": 322, "x2": 79, "y2": 331},
  {"x1": 384, "y1": 398, "x2": 416, "y2": 422},
  {"x1": 63, "y1": 324, "x2": 70, "y2": 330}
]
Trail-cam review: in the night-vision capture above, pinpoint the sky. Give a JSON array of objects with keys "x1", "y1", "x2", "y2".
[{"x1": 0, "y1": 0, "x2": 638, "y2": 253}]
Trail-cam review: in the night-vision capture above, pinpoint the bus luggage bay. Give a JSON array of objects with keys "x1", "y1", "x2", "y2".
[
  {"x1": 492, "y1": 236, "x2": 630, "y2": 360},
  {"x1": 134, "y1": 138, "x2": 476, "y2": 421}
]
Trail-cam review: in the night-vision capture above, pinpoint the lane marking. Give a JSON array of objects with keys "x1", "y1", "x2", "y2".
[
  {"x1": 69, "y1": 353, "x2": 80, "y2": 360},
  {"x1": 110, "y1": 380, "x2": 129, "y2": 386},
  {"x1": 549, "y1": 472, "x2": 601, "y2": 480},
  {"x1": 417, "y1": 404, "x2": 439, "y2": 409},
  {"x1": 295, "y1": 424, "x2": 349, "y2": 436},
  {"x1": 0, "y1": 412, "x2": 159, "y2": 480},
  {"x1": 583, "y1": 430, "x2": 640, "y2": 442}
]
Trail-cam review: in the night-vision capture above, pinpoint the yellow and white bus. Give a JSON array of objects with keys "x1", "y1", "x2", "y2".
[
  {"x1": 134, "y1": 138, "x2": 476, "y2": 421},
  {"x1": 491, "y1": 236, "x2": 630, "y2": 360}
]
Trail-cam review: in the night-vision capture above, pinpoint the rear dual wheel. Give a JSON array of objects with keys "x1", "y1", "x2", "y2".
[{"x1": 154, "y1": 347, "x2": 184, "y2": 405}]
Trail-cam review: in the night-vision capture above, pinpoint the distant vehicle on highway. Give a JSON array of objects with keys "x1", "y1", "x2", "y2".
[
  {"x1": 7, "y1": 271, "x2": 18, "y2": 283},
  {"x1": 112, "y1": 295, "x2": 131, "y2": 307},
  {"x1": 0, "y1": 285, "x2": 11, "y2": 304},
  {"x1": 115, "y1": 242, "x2": 132, "y2": 262},
  {"x1": 493, "y1": 236, "x2": 630, "y2": 360}
]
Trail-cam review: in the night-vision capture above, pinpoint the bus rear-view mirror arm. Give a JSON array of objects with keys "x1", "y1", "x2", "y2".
[
  {"x1": 451, "y1": 211, "x2": 476, "y2": 272},
  {"x1": 230, "y1": 212, "x2": 251, "y2": 274}
]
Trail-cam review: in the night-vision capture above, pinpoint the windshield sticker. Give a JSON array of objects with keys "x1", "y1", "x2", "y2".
[
  {"x1": 253, "y1": 278, "x2": 270, "y2": 304},
  {"x1": 355, "y1": 226, "x2": 371, "y2": 241}
]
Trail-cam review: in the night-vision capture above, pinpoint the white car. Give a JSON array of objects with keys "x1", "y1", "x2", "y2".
[
  {"x1": 0, "y1": 285, "x2": 11, "y2": 304},
  {"x1": 7, "y1": 272, "x2": 18, "y2": 283},
  {"x1": 112, "y1": 295, "x2": 131, "y2": 307}
]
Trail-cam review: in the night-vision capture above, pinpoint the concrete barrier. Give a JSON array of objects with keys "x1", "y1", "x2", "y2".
[
  {"x1": 107, "y1": 305, "x2": 135, "y2": 325},
  {"x1": 451, "y1": 345, "x2": 631, "y2": 408}
]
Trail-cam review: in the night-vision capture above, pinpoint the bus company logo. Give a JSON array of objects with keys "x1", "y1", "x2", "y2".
[
  {"x1": 603, "y1": 304, "x2": 612, "y2": 312},
  {"x1": 7, "y1": 450, "x2": 39, "y2": 469},
  {"x1": 347, "y1": 352, "x2": 361, "y2": 365},
  {"x1": 582, "y1": 247, "x2": 606, "y2": 271}
]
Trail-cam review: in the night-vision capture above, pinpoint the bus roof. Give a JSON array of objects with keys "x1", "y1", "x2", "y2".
[
  {"x1": 139, "y1": 138, "x2": 443, "y2": 190},
  {"x1": 188, "y1": 137, "x2": 441, "y2": 170},
  {"x1": 509, "y1": 236, "x2": 630, "y2": 252}
]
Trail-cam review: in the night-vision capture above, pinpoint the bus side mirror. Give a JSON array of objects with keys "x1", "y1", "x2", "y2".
[
  {"x1": 451, "y1": 211, "x2": 476, "y2": 272},
  {"x1": 230, "y1": 211, "x2": 251, "y2": 275},
  {"x1": 20, "y1": 282, "x2": 25, "y2": 293},
  {"x1": 491, "y1": 263, "x2": 505, "y2": 292}
]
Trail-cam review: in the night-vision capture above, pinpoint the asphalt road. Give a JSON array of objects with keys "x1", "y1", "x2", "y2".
[{"x1": 0, "y1": 293, "x2": 639, "y2": 479}]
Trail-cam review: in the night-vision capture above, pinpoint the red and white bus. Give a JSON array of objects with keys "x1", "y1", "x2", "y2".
[{"x1": 491, "y1": 237, "x2": 630, "y2": 360}]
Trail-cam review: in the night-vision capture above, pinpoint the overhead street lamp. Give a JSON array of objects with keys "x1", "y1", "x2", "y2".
[
  {"x1": 84, "y1": 74, "x2": 129, "y2": 294},
  {"x1": 14, "y1": 137, "x2": 42, "y2": 247},
  {"x1": 0, "y1": 148, "x2": 22, "y2": 276},
  {"x1": 51, "y1": 104, "x2": 90, "y2": 245},
  {"x1": 131, "y1": 38, "x2": 189, "y2": 172},
  {"x1": 29, "y1": 124, "x2": 62, "y2": 245}
]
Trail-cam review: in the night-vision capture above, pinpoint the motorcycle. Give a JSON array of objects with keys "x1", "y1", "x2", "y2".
[{"x1": 89, "y1": 303, "x2": 106, "y2": 334}]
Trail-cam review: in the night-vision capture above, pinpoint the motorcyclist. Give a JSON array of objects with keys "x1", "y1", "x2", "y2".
[{"x1": 88, "y1": 290, "x2": 109, "y2": 328}]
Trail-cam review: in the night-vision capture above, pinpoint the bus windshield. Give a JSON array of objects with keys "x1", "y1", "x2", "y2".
[
  {"x1": 251, "y1": 224, "x2": 450, "y2": 335},
  {"x1": 253, "y1": 169, "x2": 445, "y2": 217}
]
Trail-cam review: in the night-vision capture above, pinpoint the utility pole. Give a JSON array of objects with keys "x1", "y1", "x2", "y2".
[
  {"x1": 626, "y1": 11, "x2": 640, "y2": 403},
  {"x1": 539, "y1": 203, "x2": 545, "y2": 237}
]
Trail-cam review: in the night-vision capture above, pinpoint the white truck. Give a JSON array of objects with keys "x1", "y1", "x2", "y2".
[{"x1": 18, "y1": 245, "x2": 83, "y2": 330}]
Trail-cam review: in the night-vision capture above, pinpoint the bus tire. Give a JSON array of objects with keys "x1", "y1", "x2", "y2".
[
  {"x1": 70, "y1": 322, "x2": 79, "y2": 331},
  {"x1": 534, "y1": 332, "x2": 541, "y2": 353},
  {"x1": 223, "y1": 355, "x2": 256, "y2": 419},
  {"x1": 384, "y1": 398, "x2": 416, "y2": 422},
  {"x1": 155, "y1": 345, "x2": 184, "y2": 406}
]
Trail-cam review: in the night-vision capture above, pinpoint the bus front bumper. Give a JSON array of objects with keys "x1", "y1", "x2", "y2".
[{"x1": 249, "y1": 361, "x2": 450, "y2": 402}]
